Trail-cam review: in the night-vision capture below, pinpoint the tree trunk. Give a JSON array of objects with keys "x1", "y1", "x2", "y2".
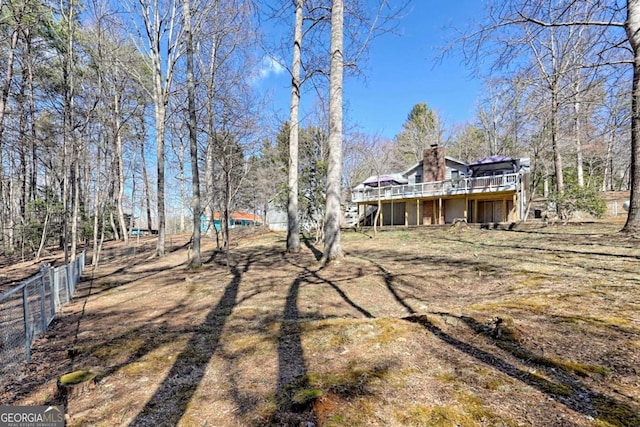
[
  {"x1": 550, "y1": 86, "x2": 565, "y2": 217},
  {"x1": 61, "y1": 0, "x2": 76, "y2": 264},
  {"x1": 206, "y1": 140, "x2": 216, "y2": 236},
  {"x1": 223, "y1": 168, "x2": 231, "y2": 265},
  {"x1": 179, "y1": 144, "x2": 186, "y2": 233},
  {"x1": 141, "y1": 129, "x2": 153, "y2": 231},
  {"x1": 0, "y1": 26, "x2": 18, "y2": 156},
  {"x1": 96, "y1": 204, "x2": 107, "y2": 268},
  {"x1": 205, "y1": 1, "x2": 219, "y2": 239},
  {"x1": 184, "y1": 0, "x2": 202, "y2": 267},
  {"x1": 92, "y1": 145, "x2": 101, "y2": 267},
  {"x1": 36, "y1": 212, "x2": 49, "y2": 261},
  {"x1": 8, "y1": 177, "x2": 15, "y2": 251},
  {"x1": 623, "y1": 0, "x2": 640, "y2": 233},
  {"x1": 27, "y1": 34, "x2": 37, "y2": 205},
  {"x1": 155, "y1": 89, "x2": 167, "y2": 256},
  {"x1": 70, "y1": 158, "x2": 79, "y2": 261},
  {"x1": 110, "y1": 211, "x2": 119, "y2": 241},
  {"x1": 603, "y1": 128, "x2": 615, "y2": 192},
  {"x1": 287, "y1": 0, "x2": 303, "y2": 253},
  {"x1": 114, "y1": 90, "x2": 129, "y2": 244},
  {"x1": 129, "y1": 140, "x2": 137, "y2": 233},
  {"x1": 373, "y1": 177, "x2": 381, "y2": 236},
  {"x1": 18, "y1": 63, "x2": 28, "y2": 223},
  {"x1": 322, "y1": 0, "x2": 344, "y2": 263},
  {"x1": 140, "y1": 0, "x2": 180, "y2": 257},
  {"x1": 574, "y1": 83, "x2": 584, "y2": 188}
]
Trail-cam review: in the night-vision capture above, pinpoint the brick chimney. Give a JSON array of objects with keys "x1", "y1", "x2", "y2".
[{"x1": 423, "y1": 145, "x2": 445, "y2": 182}]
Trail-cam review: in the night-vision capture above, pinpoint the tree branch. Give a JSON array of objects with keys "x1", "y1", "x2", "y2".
[{"x1": 517, "y1": 12, "x2": 625, "y2": 28}]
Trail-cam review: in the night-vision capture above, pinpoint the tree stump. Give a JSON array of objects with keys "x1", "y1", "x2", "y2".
[{"x1": 57, "y1": 370, "x2": 97, "y2": 398}]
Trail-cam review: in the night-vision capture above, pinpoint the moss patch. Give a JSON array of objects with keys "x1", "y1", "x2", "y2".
[{"x1": 59, "y1": 370, "x2": 96, "y2": 385}]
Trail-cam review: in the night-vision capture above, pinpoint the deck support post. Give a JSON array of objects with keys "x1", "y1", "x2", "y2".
[
  {"x1": 464, "y1": 197, "x2": 469, "y2": 222},
  {"x1": 502, "y1": 199, "x2": 507, "y2": 223},
  {"x1": 432, "y1": 200, "x2": 436, "y2": 225}
]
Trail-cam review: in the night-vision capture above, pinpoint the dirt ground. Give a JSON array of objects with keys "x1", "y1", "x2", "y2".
[
  {"x1": 1, "y1": 222, "x2": 639, "y2": 427},
  {"x1": 0, "y1": 251, "x2": 66, "y2": 294}
]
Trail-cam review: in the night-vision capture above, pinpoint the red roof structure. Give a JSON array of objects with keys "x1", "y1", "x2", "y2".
[{"x1": 212, "y1": 211, "x2": 262, "y2": 223}]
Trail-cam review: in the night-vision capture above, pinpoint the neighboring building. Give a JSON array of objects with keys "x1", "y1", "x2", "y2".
[
  {"x1": 351, "y1": 146, "x2": 530, "y2": 226},
  {"x1": 265, "y1": 206, "x2": 287, "y2": 232},
  {"x1": 343, "y1": 204, "x2": 359, "y2": 227},
  {"x1": 202, "y1": 211, "x2": 263, "y2": 231}
]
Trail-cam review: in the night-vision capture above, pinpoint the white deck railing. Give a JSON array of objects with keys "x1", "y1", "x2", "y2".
[{"x1": 351, "y1": 173, "x2": 519, "y2": 203}]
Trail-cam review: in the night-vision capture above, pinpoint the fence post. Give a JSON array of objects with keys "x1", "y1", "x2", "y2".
[
  {"x1": 39, "y1": 270, "x2": 47, "y2": 335},
  {"x1": 48, "y1": 266, "x2": 56, "y2": 317},
  {"x1": 54, "y1": 267, "x2": 61, "y2": 307},
  {"x1": 65, "y1": 265, "x2": 71, "y2": 302},
  {"x1": 73, "y1": 259, "x2": 78, "y2": 291},
  {"x1": 72, "y1": 258, "x2": 78, "y2": 292},
  {"x1": 22, "y1": 286, "x2": 31, "y2": 363}
]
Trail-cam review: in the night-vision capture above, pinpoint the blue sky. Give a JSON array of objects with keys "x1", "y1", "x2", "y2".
[
  {"x1": 344, "y1": 1, "x2": 486, "y2": 138},
  {"x1": 256, "y1": 1, "x2": 486, "y2": 139}
]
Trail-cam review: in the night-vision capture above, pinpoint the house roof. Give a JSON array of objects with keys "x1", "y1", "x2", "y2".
[
  {"x1": 400, "y1": 156, "x2": 467, "y2": 177},
  {"x1": 445, "y1": 156, "x2": 468, "y2": 166},
  {"x1": 212, "y1": 211, "x2": 262, "y2": 222},
  {"x1": 469, "y1": 155, "x2": 514, "y2": 166},
  {"x1": 401, "y1": 161, "x2": 423, "y2": 176},
  {"x1": 362, "y1": 174, "x2": 408, "y2": 187}
]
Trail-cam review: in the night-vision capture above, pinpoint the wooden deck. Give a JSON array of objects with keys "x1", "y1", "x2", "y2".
[{"x1": 351, "y1": 173, "x2": 520, "y2": 203}]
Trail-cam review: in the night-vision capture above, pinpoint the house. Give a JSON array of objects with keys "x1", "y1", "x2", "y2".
[
  {"x1": 351, "y1": 146, "x2": 530, "y2": 226},
  {"x1": 201, "y1": 211, "x2": 263, "y2": 232}
]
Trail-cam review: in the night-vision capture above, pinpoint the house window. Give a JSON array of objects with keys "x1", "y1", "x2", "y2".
[
  {"x1": 451, "y1": 170, "x2": 462, "y2": 188},
  {"x1": 415, "y1": 173, "x2": 422, "y2": 183}
]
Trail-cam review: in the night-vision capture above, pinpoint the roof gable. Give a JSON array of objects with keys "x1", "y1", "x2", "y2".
[{"x1": 362, "y1": 174, "x2": 408, "y2": 187}]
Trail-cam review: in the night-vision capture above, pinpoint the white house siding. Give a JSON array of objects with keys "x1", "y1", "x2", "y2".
[
  {"x1": 444, "y1": 199, "x2": 466, "y2": 223},
  {"x1": 444, "y1": 160, "x2": 468, "y2": 181},
  {"x1": 405, "y1": 160, "x2": 467, "y2": 183}
]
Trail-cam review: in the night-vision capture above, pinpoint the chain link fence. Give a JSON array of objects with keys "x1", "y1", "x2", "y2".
[{"x1": 0, "y1": 251, "x2": 85, "y2": 380}]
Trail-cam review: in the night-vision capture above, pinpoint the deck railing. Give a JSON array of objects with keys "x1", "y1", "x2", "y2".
[{"x1": 351, "y1": 173, "x2": 519, "y2": 203}]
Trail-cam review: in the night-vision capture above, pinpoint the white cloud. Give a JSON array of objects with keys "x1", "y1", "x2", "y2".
[{"x1": 256, "y1": 55, "x2": 286, "y2": 81}]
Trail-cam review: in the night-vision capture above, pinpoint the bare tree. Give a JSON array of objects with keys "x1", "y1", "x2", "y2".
[
  {"x1": 599, "y1": 85, "x2": 631, "y2": 192},
  {"x1": 353, "y1": 134, "x2": 393, "y2": 236},
  {"x1": 183, "y1": 0, "x2": 201, "y2": 267},
  {"x1": 113, "y1": 65, "x2": 129, "y2": 245},
  {"x1": 287, "y1": 0, "x2": 304, "y2": 253},
  {"x1": 454, "y1": 0, "x2": 640, "y2": 228},
  {"x1": 127, "y1": 0, "x2": 183, "y2": 256},
  {"x1": 60, "y1": 0, "x2": 77, "y2": 263},
  {"x1": 624, "y1": 0, "x2": 640, "y2": 232},
  {"x1": 196, "y1": 0, "x2": 258, "y2": 252},
  {"x1": 322, "y1": 0, "x2": 344, "y2": 263},
  {"x1": 517, "y1": 1, "x2": 639, "y2": 230},
  {"x1": 448, "y1": 123, "x2": 490, "y2": 163}
]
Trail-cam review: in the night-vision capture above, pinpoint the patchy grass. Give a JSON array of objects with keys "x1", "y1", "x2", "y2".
[{"x1": 2, "y1": 223, "x2": 639, "y2": 427}]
